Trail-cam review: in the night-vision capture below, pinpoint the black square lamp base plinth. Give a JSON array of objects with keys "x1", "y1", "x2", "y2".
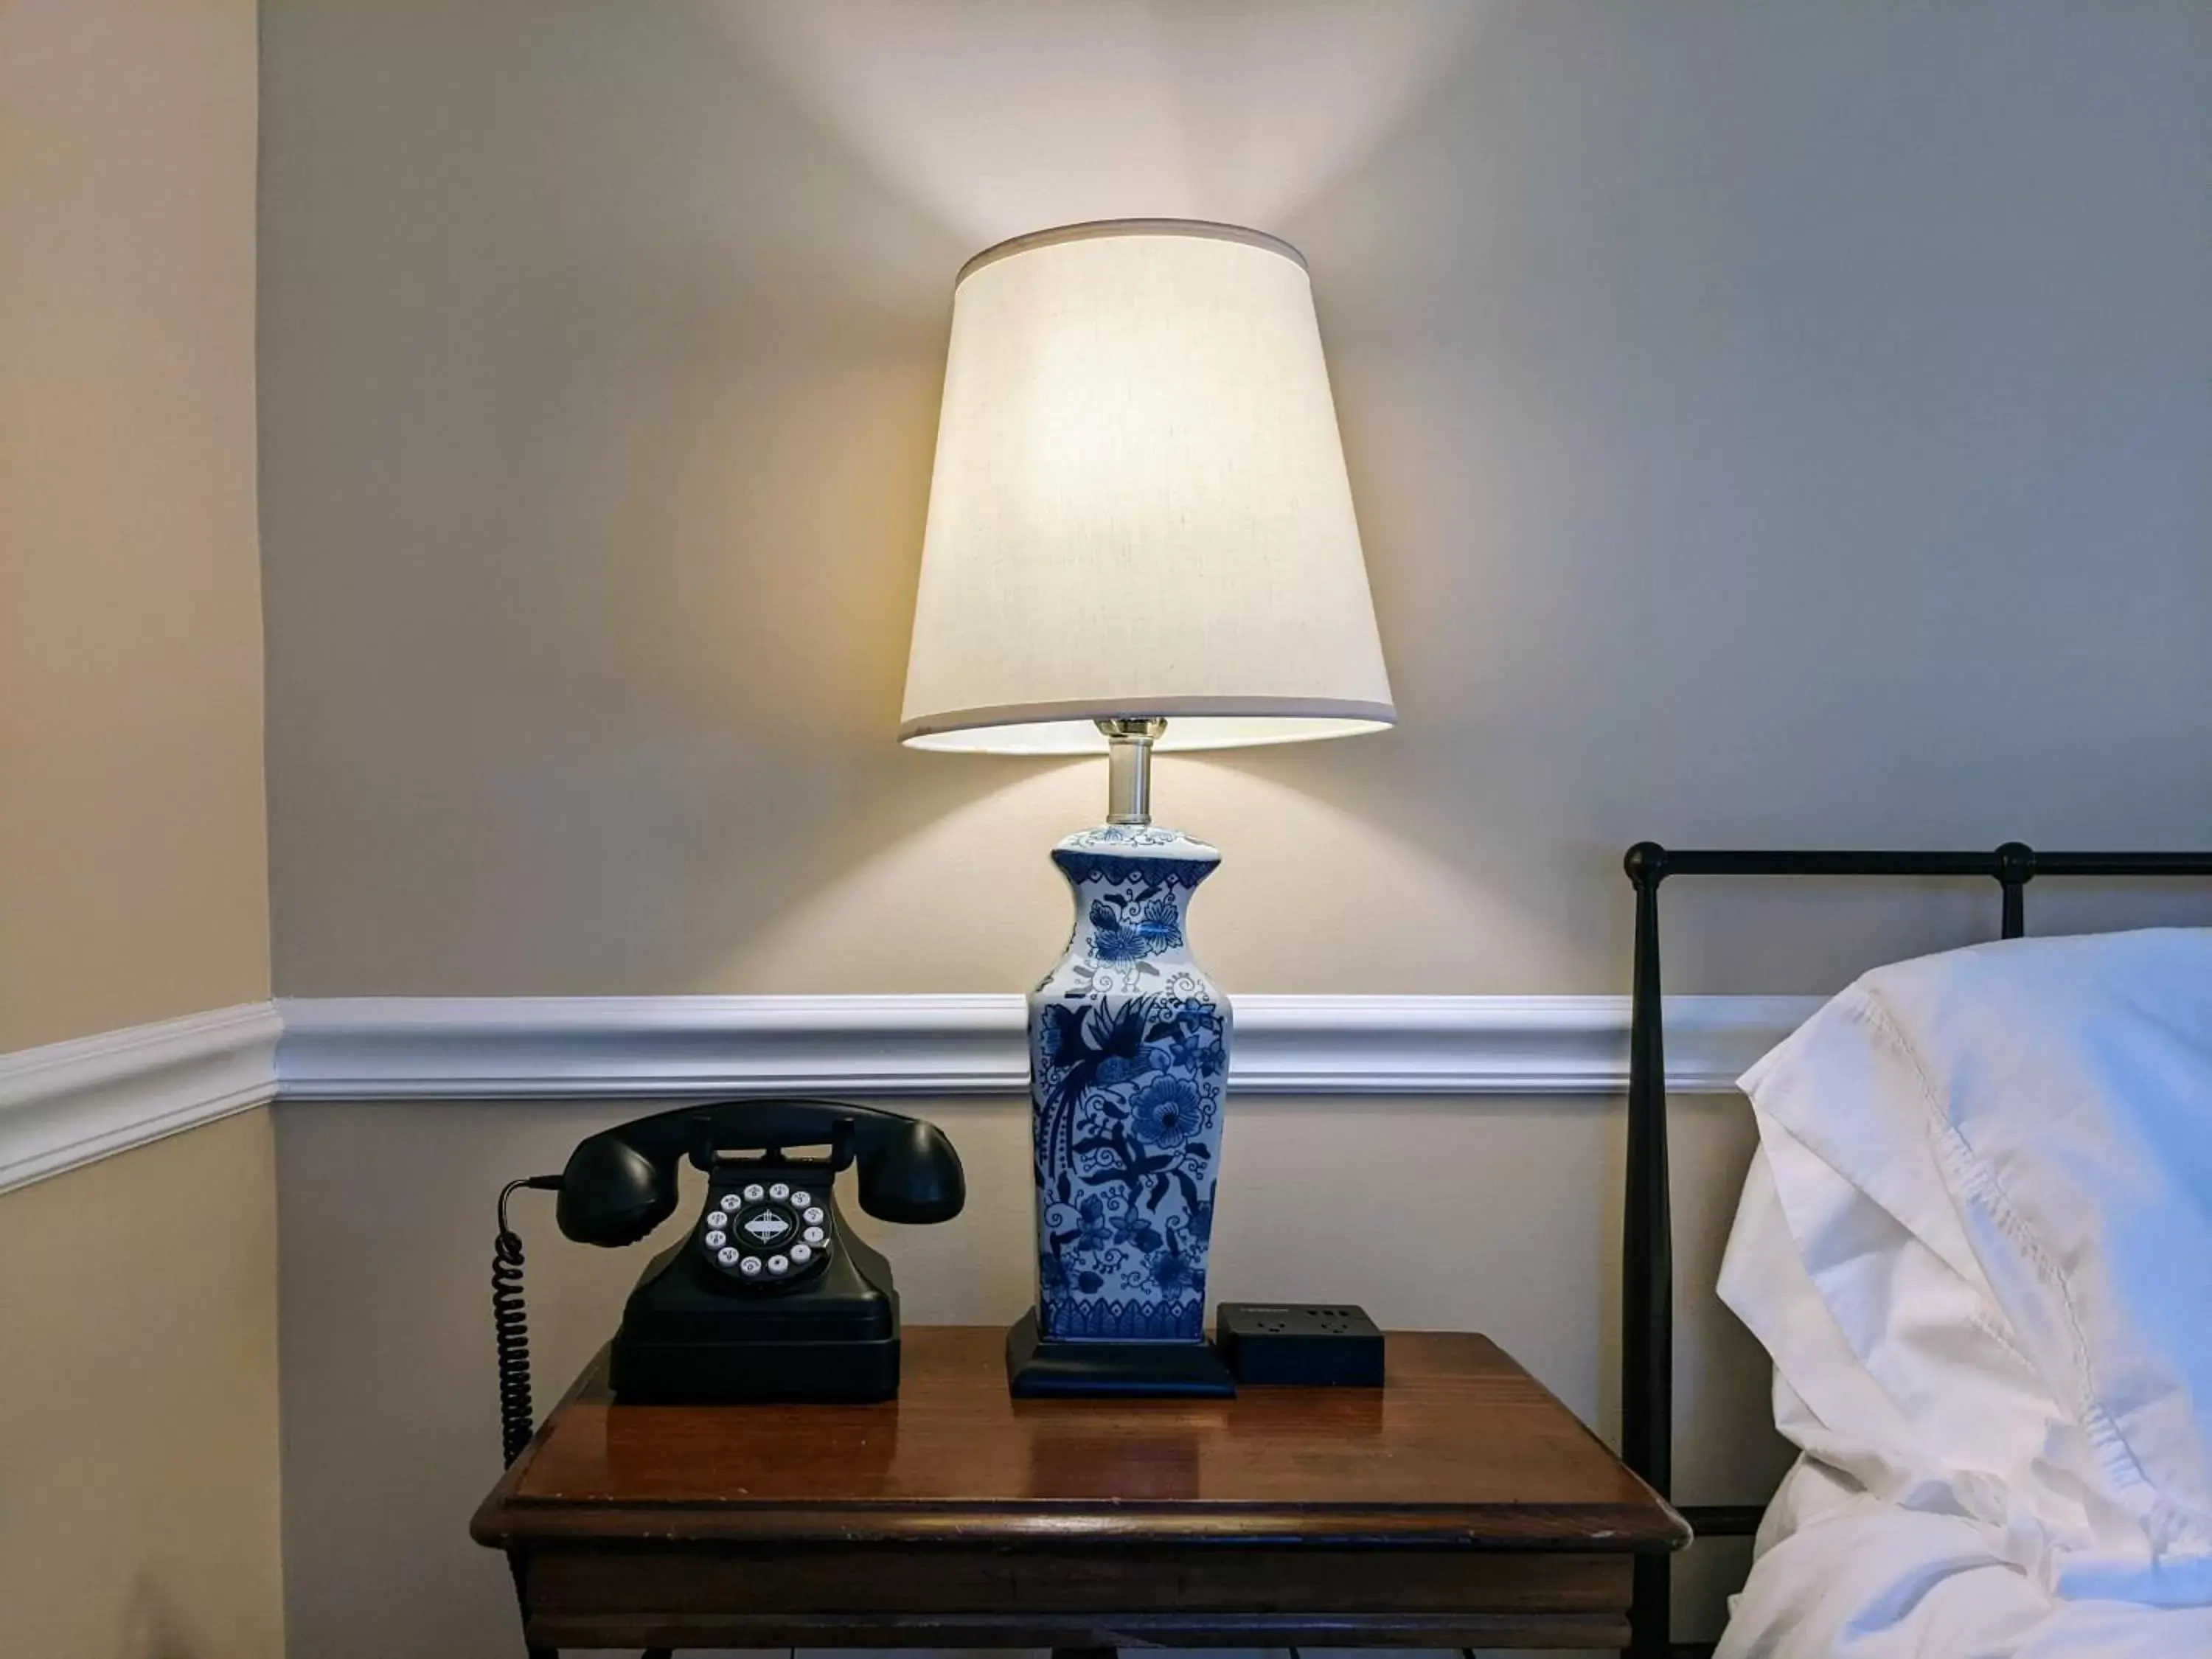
[{"x1": 1004, "y1": 1308, "x2": 1237, "y2": 1398}]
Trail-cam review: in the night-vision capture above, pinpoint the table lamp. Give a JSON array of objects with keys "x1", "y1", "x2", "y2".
[{"x1": 900, "y1": 219, "x2": 1393, "y2": 1396}]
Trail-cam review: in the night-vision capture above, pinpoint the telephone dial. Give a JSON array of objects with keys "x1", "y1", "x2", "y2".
[{"x1": 493, "y1": 1100, "x2": 964, "y2": 1447}]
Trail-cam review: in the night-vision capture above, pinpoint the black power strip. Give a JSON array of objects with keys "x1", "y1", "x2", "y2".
[{"x1": 1215, "y1": 1302, "x2": 1385, "y2": 1386}]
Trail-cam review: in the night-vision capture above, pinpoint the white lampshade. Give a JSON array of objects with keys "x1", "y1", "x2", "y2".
[{"x1": 900, "y1": 220, "x2": 1393, "y2": 755}]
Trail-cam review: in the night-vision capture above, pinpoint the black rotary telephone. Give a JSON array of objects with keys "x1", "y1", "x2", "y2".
[{"x1": 493, "y1": 1100, "x2": 964, "y2": 1447}]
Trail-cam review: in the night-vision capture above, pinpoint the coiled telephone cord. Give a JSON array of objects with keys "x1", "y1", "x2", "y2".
[
  {"x1": 494, "y1": 1177, "x2": 560, "y2": 1467},
  {"x1": 493, "y1": 1176, "x2": 563, "y2": 1658},
  {"x1": 491, "y1": 1175, "x2": 796, "y2": 1659}
]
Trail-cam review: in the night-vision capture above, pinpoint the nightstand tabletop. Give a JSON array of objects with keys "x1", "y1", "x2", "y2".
[{"x1": 473, "y1": 1324, "x2": 1686, "y2": 1650}]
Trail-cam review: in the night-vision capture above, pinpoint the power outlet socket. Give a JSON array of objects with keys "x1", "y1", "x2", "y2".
[{"x1": 1215, "y1": 1302, "x2": 1385, "y2": 1385}]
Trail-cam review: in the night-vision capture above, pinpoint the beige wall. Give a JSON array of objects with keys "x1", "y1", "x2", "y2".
[
  {"x1": 0, "y1": 1110, "x2": 285, "y2": 1659},
  {"x1": 1, "y1": 0, "x2": 271, "y2": 1053},
  {"x1": 253, "y1": 1, "x2": 2212, "y2": 1655},
  {"x1": 0, "y1": 1, "x2": 281, "y2": 1655},
  {"x1": 257, "y1": 0, "x2": 2212, "y2": 1003}
]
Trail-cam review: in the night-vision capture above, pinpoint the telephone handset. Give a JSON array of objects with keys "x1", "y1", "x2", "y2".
[
  {"x1": 555, "y1": 1099, "x2": 964, "y2": 1246},
  {"x1": 495, "y1": 1101, "x2": 964, "y2": 1437}
]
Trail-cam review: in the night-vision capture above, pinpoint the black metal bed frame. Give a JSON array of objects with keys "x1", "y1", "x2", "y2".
[{"x1": 1618, "y1": 840, "x2": 2212, "y2": 1659}]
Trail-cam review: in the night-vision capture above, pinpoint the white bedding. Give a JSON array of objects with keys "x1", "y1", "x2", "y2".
[{"x1": 1714, "y1": 928, "x2": 2212, "y2": 1658}]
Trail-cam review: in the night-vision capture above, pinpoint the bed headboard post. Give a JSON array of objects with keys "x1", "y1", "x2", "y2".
[
  {"x1": 1621, "y1": 840, "x2": 1674, "y2": 1659},
  {"x1": 1997, "y1": 841, "x2": 2034, "y2": 940}
]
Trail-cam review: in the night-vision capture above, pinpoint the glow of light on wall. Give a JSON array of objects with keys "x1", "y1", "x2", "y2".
[{"x1": 712, "y1": 0, "x2": 1499, "y2": 246}]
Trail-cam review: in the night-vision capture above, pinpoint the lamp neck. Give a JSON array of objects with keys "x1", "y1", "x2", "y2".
[{"x1": 1099, "y1": 718, "x2": 1167, "y2": 826}]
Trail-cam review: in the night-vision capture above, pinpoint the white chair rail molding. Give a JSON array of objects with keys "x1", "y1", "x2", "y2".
[
  {"x1": 0, "y1": 992, "x2": 1818, "y2": 1193},
  {"x1": 0, "y1": 1004, "x2": 282, "y2": 1197}
]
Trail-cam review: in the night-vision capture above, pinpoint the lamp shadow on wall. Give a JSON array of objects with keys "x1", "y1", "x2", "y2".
[
  {"x1": 1155, "y1": 748, "x2": 1579, "y2": 994},
  {"x1": 668, "y1": 1, "x2": 1530, "y2": 994},
  {"x1": 602, "y1": 1, "x2": 1520, "y2": 994},
  {"x1": 265, "y1": 1, "x2": 1523, "y2": 995}
]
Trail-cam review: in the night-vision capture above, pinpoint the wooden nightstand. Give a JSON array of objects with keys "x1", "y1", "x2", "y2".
[{"x1": 473, "y1": 1324, "x2": 1686, "y2": 1653}]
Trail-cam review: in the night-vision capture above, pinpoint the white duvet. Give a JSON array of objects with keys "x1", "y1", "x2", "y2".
[{"x1": 1714, "y1": 928, "x2": 2212, "y2": 1659}]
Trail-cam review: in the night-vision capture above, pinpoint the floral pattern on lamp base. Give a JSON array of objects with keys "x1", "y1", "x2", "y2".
[{"x1": 1028, "y1": 824, "x2": 1228, "y2": 1343}]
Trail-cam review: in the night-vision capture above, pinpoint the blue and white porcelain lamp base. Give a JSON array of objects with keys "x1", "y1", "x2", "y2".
[{"x1": 1007, "y1": 720, "x2": 1237, "y2": 1398}]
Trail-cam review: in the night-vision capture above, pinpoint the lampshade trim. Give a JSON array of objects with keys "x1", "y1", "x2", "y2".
[
  {"x1": 899, "y1": 695, "x2": 1395, "y2": 745},
  {"x1": 956, "y1": 218, "x2": 1307, "y2": 287}
]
